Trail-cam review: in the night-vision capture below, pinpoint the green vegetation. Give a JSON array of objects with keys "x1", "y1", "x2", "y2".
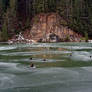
[
  {"x1": 0, "y1": 32, "x2": 2, "y2": 41},
  {"x1": 1, "y1": 21, "x2": 8, "y2": 41},
  {"x1": 0, "y1": 0, "x2": 92, "y2": 41},
  {"x1": 85, "y1": 31, "x2": 89, "y2": 42},
  {"x1": 65, "y1": 35, "x2": 70, "y2": 42}
]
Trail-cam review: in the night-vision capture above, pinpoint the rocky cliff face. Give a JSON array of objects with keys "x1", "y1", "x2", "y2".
[
  {"x1": 9, "y1": 13, "x2": 82, "y2": 43},
  {"x1": 23, "y1": 13, "x2": 82, "y2": 42}
]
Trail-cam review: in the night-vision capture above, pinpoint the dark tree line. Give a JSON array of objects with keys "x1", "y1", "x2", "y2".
[{"x1": 0, "y1": 0, "x2": 92, "y2": 41}]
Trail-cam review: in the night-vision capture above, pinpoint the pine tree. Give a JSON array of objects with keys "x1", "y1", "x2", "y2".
[
  {"x1": 10, "y1": 0, "x2": 16, "y2": 12},
  {"x1": 1, "y1": 19, "x2": 8, "y2": 41},
  {"x1": 85, "y1": 31, "x2": 88, "y2": 42},
  {"x1": 0, "y1": 0, "x2": 3, "y2": 29},
  {"x1": 6, "y1": 0, "x2": 17, "y2": 36}
]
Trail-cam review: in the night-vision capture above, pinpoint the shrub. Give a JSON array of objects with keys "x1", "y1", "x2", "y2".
[
  {"x1": 85, "y1": 32, "x2": 88, "y2": 42},
  {"x1": 1, "y1": 22, "x2": 8, "y2": 41},
  {"x1": 64, "y1": 35, "x2": 70, "y2": 42}
]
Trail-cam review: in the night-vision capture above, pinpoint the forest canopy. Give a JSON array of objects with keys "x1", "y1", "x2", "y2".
[{"x1": 0, "y1": 0, "x2": 92, "y2": 41}]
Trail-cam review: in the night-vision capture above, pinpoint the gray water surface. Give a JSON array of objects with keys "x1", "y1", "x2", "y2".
[{"x1": 0, "y1": 42, "x2": 92, "y2": 92}]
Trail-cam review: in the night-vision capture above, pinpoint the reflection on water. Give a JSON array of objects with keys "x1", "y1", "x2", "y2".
[{"x1": 0, "y1": 42, "x2": 92, "y2": 92}]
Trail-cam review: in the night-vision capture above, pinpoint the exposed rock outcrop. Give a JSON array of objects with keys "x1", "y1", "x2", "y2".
[
  {"x1": 23, "y1": 13, "x2": 82, "y2": 42},
  {"x1": 9, "y1": 13, "x2": 82, "y2": 43}
]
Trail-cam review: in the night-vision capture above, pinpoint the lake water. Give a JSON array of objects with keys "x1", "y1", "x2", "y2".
[{"x1": 0, "y1": 42, "x2": 92, "y2": 92}]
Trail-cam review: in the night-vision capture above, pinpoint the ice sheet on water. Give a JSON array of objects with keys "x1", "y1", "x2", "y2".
[
  {"x1": 0, "y1": 73, "x2": 15, "y2": 88},
  {"x1": 0, "y1": 67, "x2": 92, "y2": 92},
  {"x1": 1, "y1": 51, "x2": 38, "y2": 56},
  {"x1": 1, "y1": 50, "x2": 71, "y2": 56},
  {"x1": 0, "y1": 46, "x2": 16, "y2": 51},
  {"x1": 0, "y1": 62, "x2": 36, "y2": 73},
  {"x1": 0, "y1": 62, "x2": 18, "y2": 68},
  {"x1": 82, "y1": 67, "x2": 92, "y2": 72},
  {"x1": 61, "y1": 46, "x2": 92, "y2": 50},
  {"x1": 70, "y1": 51, "x2": 92, "y2": 61},
  {"x1": 0, "y1": 62, "x2": 26, "y2": 72}
]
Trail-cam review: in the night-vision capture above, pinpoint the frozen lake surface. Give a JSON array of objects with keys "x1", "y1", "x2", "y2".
[{"x1": 0, "y1": 42, "x2": 92, "y2": 92}]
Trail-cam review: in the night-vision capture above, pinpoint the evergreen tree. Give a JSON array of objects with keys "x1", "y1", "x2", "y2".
[
  {"x1": 85, "y1": 31, "x2": 88, "y2": 42},
  {"x1": 0, "y1": 0, "x2": 92, "y2": 40},
  {"x1": 1, "y1": 19, "x2": 8, "y2": 41},
  {"x1": 6, "y1": 0, "x2": 17, "y2": 36}
]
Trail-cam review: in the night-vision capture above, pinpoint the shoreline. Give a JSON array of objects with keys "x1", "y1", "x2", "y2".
[{"x1": 0, "y1": 40, "x2": 91, "y2": 45}]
